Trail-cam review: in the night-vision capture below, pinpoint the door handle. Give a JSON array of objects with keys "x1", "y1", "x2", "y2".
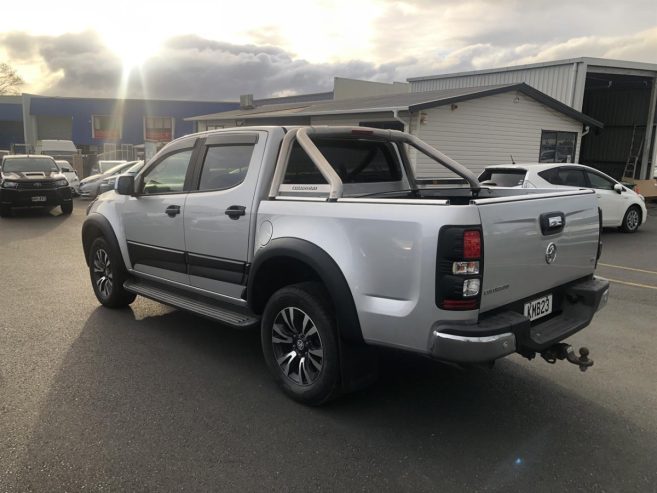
[
  {"x1": 225, "y1": 205, "x2": 246, "y2": 220},
  {"x1": 165, "y1": 205, "x2": 181, "y2": 217}
]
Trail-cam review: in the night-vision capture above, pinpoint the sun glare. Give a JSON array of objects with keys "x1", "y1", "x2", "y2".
[{"x1": 100, "y1": 29, "x2": 163, "y2": 71}]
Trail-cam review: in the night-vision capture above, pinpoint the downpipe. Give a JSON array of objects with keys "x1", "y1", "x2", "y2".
[{"x1": 540, "y1": 343, "x2": 594, "y2": 372}]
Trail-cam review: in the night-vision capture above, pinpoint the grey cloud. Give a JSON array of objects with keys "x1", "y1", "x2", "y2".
[{"x1": 0, "y1": 31, "x2": 413, "y2": 100}]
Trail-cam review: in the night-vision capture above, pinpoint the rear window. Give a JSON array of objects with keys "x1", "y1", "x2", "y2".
[
  {"x1": 283, "y1": 139, "x2": 402, "y2": 185},
  {"x1": 2, "y1": 157, "x2": 58, "y2": 173},
  {"x1": 478, "y1": 169, "x2": 526, "y2": 187}
]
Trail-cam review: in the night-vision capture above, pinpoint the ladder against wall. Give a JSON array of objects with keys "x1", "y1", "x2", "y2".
[{"x1": 623, "y1": 125, "x2": 644, "y2": 180}]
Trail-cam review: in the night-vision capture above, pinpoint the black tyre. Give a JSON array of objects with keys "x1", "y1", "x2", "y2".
[
  {"x1": 88, "y1": 237, "x2": 136, "y2": 308},
  {"x1": 0, "y1": 205, "x2": 11, "y2": 218},
  {"x1": 620, "y1": 205, "x2": 641, "y2": 233},
  {"x1": 61, "y1": 202, "x2": 73, "y2": 215},
  {"x1": 261, "y1": 282, "x2": 340, "y2": 405}
]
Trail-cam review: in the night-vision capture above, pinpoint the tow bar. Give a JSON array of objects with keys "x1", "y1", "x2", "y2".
[{"x1": 541, "y1": 343, "x2": 594, "y2": 372}]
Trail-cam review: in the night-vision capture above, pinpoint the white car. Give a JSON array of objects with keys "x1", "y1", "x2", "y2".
[
  {"x1": 478, "y1": 163, "x2": 648, "y2": 233},
  {"x1": 55, "y1": 160, "x2": 80, "y2": 195}
]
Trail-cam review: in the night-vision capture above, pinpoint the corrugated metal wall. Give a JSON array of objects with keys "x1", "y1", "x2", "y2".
[
  {"x1": 412, "y1": 91, "x2": 582, "y2": 179},
  {"x1": 580, "y1": 86, "x2": 652, "y2": 178},
  {"x1": 410, "y1": 64, "x2": 576, "y2": 105}
]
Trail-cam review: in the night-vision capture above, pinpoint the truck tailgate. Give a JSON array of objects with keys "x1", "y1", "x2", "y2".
[{"x1": 474, "y1": 190, "x2": 599, "y2": 313}]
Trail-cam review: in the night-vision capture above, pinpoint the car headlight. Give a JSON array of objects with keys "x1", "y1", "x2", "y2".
[
  {"x1": 638, "y1": 194, "x2": 645, "y2": 202},
  {"x1": 1, "y1": 181, "x2": 19, "y2": 189},
  {"x1": 54, "y1": 179, "x2": 69, "y2": 187}
]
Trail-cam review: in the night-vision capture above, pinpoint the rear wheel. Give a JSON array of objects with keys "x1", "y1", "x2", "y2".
[
  {"x1": 261, "y1": 282, "x2": 340, "y2": 405},
  {"x1": 0, "y1": 205, "x2": 11, "y2": 218},
  {"x1": 620, "y1": 205, "x2": 641, "y2": 233},
  {"x1": 88, "y1": 237, "x2": 136, "y2": 308},
  {"x1": 61, "y1": 202, "x2": 73, "y2": 215}
]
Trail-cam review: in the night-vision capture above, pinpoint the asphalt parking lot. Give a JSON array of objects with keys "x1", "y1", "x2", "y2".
[{"x1": 1, "y1": 200, "x2": 656, "y2": 491}]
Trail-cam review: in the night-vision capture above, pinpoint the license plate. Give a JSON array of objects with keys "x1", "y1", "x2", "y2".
[
  {"x1": 31, "y1": 196, "x2": 47, "y2": 202},
  {"x1": 524, "y1": 294, "x2": 553, "y2": 321}
]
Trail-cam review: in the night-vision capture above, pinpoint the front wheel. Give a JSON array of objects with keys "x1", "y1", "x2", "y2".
[
  {"x1": 88, "y1": 237, "x2": 136, "y2": 308},
  {"x1": 61, "y1": 202, "x2": 73, "y2": 215},
  {"x1": 620, "y1": 205, "x2": 641, "y2": 233},
  {"x1": 261, "y1": 282, "x2": 340, "y2": 405},
  {"x1": 0, "y1": 205, "x2": 11, "y2": 218}
]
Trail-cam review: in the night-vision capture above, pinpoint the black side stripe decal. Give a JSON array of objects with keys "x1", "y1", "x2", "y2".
[
  {"x1": 187, "y1": 253, "x2": 246, "y2": 284},
  {"x1": 127, "y1": 241, "x2": 187, "y2": 274},
  {"x1": 127, "y1": 241, "x2": 248, "y2": 284}
]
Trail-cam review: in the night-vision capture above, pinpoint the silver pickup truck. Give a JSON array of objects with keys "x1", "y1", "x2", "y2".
[{"x1": 82, "y1": 126, "x2": 609, "y2": 405}]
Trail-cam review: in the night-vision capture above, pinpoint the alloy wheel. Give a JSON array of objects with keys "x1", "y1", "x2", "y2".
[
  {"x1": 626, "y1": 209, "x2": 639, "y2": 231},
  {"x1": 93, "y1": 248, "x2": 113, "y2": 298},
  {"x1": 271, "y1": 307, "x2": 324, "y2": 386}
]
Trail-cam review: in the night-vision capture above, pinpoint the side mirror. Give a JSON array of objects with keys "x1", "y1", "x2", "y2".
[
  {"x1": 613, "y1": 183, "x2": 623, "y2": 194},
  {"x1": 116, "y1": 174, "x2": 135, "y2": 195}
]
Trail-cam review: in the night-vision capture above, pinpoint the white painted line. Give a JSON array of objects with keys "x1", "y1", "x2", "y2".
[
  {"x1": 606, "y1": 278, "x2": 657, "y2": 291},
  {"x1": 598, "y1": 263, "x2": 657, "y2": 276}
]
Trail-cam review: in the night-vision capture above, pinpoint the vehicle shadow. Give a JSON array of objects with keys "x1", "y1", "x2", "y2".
[
  {"x1": 14, "y1": 306, "x2": 657, "y2": 491},
  {"x1": 0, "y1": 206, "x2": 73, "y2": 245}
]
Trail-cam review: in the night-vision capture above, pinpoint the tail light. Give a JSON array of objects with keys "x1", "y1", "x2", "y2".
[
  {"x1": 436, "y1": 226, "x2": 483, "y2": 310},
  {"x1": 596, "y1": 207, "x2": 603, "y2": 268}
]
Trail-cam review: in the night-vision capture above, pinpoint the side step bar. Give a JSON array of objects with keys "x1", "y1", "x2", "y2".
[{"x1": 124, "y1": 278, "x2": 260, "y2": 329}]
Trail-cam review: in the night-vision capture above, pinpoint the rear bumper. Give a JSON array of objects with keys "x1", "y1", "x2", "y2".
[{"x1": 430, "y1": 276, "x2": 609, "y2": 363}]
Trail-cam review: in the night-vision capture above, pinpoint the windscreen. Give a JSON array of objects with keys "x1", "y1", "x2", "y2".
[
  {"x1": 478, "y1": 169, "x2": 526, "y2": 187},
  {"x1": 106, "y1": 162, "x2": 136, "y2": 175},
  {"x1": 283, "y1": 138, "x2": 403, "y2": 185},
  {"x1": 2, "y1": 158, "x2": 58, "y2": 173}
]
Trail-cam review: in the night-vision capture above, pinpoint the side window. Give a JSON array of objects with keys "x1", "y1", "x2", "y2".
[
  {"x1": 142, "y1": 149, "x2": 193, "y2": 195},
  {"x1": 538, "y1": 168, "x2": 562, "y2": 185},
  {"x1": 586, "y1": 172, "x2": 615, "y2": 191},
  {"x1": 556, "y1": 168, "x2": 587, "y2": 187},
  {"x1": 198, "y1": 145, "x2": 254, "y2": 191}
]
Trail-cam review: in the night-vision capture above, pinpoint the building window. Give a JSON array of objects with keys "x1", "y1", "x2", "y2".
[
  {"x1": 539, "y1": 131, "x2": 577, "y2": 163},
  {"x1": 207, "y1": 124, "x2": 224, "y2": 131},
  {"x1": 144, "y1": 116, "x2": 174, "y2": 142},
  {"x1": 92, "y1": 115, "x2": 122, "y2": 141}
]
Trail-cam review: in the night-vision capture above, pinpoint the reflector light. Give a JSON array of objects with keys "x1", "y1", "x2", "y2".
[
  {"x1": 442, "y1": 299, "x2": 478, "y2": 310},
  {"x1": 463, "y1": 230, "x2": 481, "y2": 259},
  {"x1": 452, "y1": 261, "x2": 479, "y2": 275},
  {"x1": 463, "y1": 278, "x2": 481, "y2": 297}
]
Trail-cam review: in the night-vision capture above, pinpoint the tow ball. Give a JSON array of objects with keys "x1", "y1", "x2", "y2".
[{"x1": 540, "y1": 343, "x2": 594, "y2": 372}]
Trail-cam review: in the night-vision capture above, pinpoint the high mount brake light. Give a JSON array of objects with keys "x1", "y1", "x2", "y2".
[{"x1": 351, "y1": 129, "x2": 374, "y2": 136}]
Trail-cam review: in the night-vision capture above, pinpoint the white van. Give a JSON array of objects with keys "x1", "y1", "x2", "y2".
[{"x1": 35, "y1": 140, "x2": 78, "y2": 156}]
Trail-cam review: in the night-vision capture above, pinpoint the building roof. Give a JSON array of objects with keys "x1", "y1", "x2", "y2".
[
  {"x1": 408, "y1": 57, "x2": 657, "y2": 82},
  {"x1": 186, "y1": 83, "x2": 603, "y2": 127}
]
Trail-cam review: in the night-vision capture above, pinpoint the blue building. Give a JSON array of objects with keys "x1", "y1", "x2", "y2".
[
  {"x1": 0, "y1": 95, "x2": 25, "y2": 149},
  {"x1": 0, "y1": 94, "x2": 238, "y2": 153}
]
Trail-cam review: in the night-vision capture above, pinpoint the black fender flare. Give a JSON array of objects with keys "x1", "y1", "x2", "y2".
[
  {"x1": 247, "y1": 237, "x2": 364, "y2": 343},
  {"x1": 81, "y1": 213, "x2": 125, "y2": 268}
]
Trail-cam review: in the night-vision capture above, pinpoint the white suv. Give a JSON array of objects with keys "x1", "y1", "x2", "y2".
[
  {"x1": 479, "y1": 163, "x2": 648, "y2": 233},
  {"x1": 55, "y1": 160, "x2": 80, "y2": 195}
]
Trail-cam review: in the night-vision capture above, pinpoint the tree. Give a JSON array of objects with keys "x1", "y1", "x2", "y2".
[{"x1": 0, "y1": 63, "x2": 25, "y2": 95}]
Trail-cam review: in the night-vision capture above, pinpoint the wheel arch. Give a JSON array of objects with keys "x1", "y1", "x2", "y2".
[
  {"x1": 81, "y1": 213, "x2": 126, "y2": 268},
  {"x1": 247, "y1": 238, "x2": 363, "y2": 343}
]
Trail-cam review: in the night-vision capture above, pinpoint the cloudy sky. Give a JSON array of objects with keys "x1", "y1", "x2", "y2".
[{"x1": 1, "y1": 0, "x2": 656, "y2": 100}]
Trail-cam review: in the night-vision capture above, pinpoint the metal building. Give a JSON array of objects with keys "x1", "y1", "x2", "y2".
[
  {"x1": 187, "y1": 83, "x2": 600, "y2": 180},
  {"x1": 409, "y1": 57, "x2": 657, "y2": 181}
]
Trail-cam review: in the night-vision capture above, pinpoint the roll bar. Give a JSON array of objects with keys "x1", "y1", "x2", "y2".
[{"x1": 268, "y1": 126, "x2": 481, "y2": 200}]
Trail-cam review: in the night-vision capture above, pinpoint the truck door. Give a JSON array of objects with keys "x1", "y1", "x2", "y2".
[
  {"x1": 183, "y1": 132, "x2": 265, "y2": 300},
  {"x1": 122, "y1": 138, "x2": 199, "y2": 284}
]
